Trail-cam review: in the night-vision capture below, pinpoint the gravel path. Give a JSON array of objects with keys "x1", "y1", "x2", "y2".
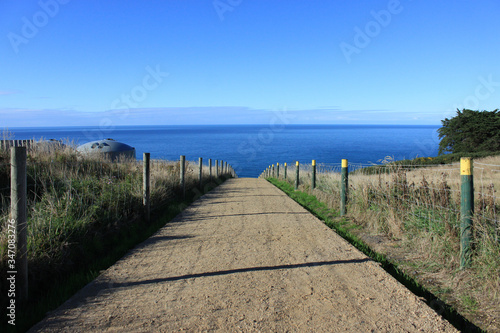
[{"x1": 29, "y1": 178, "x2": 457, "y2": 332}]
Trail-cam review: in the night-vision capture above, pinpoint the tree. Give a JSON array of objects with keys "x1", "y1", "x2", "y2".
[{"x1": 438, "y1": 109, "x2": 500, "y2": 154}]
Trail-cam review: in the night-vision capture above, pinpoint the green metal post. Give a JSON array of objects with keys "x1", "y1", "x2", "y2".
[
  {"x1": 340, "y1": 159, "x2": 348, "y2": 216},
  {"x1": 295, "y1": 161, "x2": 299, "y2": 190},
  {"x1": 460, "y1": 157, "x2": 474, "y2": 269},
  {"x1": 312, "y1": 159, "x2": 316, "y2": 189}
]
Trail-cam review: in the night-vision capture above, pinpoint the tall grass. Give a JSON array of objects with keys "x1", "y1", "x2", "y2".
[
  {"x1": 268, "y1": 156, "x2": 500, "y2": 331},
  {"x1": 0, "y1": 143, "x2": 231, "y2": 332}
]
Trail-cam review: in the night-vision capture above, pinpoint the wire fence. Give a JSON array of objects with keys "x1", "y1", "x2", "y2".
[
  {"x1": 1, "y1": 153, "x2": 234, "y2": 223},
  {"x1": 262, "y1": 157, "x2": 500, "y2": 268},
  {"x1": 0, "y1": 147, "x2": 235, "y2": 299}
]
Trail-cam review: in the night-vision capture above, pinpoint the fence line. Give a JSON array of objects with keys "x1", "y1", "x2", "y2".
[
  {"x1": 1, "y1": 148, "x2": 236, "y2": 302},
  {"x1": 0, "y1": 139, "x2": 36, "y2": 151},
  {"x1": 261, "y1": 157, "x2": 499, "y2": 270}
]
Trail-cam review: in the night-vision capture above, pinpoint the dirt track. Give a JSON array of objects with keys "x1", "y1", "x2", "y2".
[{"x1": 29, "y1": 178, "x2": 457, "y2": 332}]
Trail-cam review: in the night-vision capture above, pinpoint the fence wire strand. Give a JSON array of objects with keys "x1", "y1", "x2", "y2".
[
  {"x1": 1, "y1": 149, "x2": 232, "y2": 264},
  {"x1": 265, "y1": 159, "x2": 499, "y2": 244}
]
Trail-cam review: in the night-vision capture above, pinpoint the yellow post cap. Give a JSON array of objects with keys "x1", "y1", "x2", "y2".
[
  {"x1": 296, "y1": 161, "x2": 299, "y2": 166},
  {"x1": 461, "y1": 157, "x2": 472, "y2": 175},
  {"x1": 312, "y1": 159, "x2": 316, "y2": 166},
  {"x1": 284, "y1": 162, "x2": 287, "y2": 166},
  {"x1": 341, "y1": 159, "x2": 348, "y2": 168}
]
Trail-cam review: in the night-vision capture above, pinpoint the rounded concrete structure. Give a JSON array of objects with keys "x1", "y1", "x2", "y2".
[{"x1": 77, "y1": 139, "x2": 136, "y2": 161}]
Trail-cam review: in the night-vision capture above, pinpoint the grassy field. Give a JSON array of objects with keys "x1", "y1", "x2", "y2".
[
  {"x1": 0, "y1": 143, "x2": 232, "y2": 332},
  {"x1": 266, "y1": 155, "x2": 499, "y2": 332}
]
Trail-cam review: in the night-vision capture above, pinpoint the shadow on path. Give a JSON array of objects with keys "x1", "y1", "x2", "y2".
[{"x1": 113, "y1": 258, "x2": 371, "y2": 287}]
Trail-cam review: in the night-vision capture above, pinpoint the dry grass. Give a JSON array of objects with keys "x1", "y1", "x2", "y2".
[
  {"x1": 269, "y1": 155, "x2": 500, "y2": 331},
  {"x1": 0, "y1": 143, "x2": 232, "y2": 316}
]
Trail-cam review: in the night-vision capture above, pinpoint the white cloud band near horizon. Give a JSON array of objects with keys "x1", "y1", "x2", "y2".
[{"x1": 0, "y1": 107, "x2": 449, "y2": 128}]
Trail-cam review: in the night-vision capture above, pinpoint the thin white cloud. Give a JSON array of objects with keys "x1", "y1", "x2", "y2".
[
  {"x1": 0, "y1": 90, "x2": 19, "y2": 96},
  {"x1": 0, "y1": 106, "x2": 443, "y2": 127}
]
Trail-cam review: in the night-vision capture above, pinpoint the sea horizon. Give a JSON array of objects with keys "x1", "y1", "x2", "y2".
[{"x1": 4, "y1": 124, "x2": 441, "y2": 177}]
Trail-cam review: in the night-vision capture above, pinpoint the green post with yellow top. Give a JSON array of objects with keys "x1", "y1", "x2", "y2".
[
  {"x1": 340, "y1": 159, "x2": 348, "y2": 216},
  {"x1": 460, "y1": 157, "x2": 474, "y2": 269},
  {"x1": 312, "y1": 160, "x2": 316, "y2": 189},
  {"x1": 295, "y1": 161, "x2": 299, "y2": 190}
]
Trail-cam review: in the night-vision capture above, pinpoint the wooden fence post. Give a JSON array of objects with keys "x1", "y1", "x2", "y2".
[
  {"x1": 198, "y1": 157, "x2": 203, "y2": 188},
  {"x1": 180, "y1": 155, "x2": 186, "y2": 199},
  {"x1": 460, "y1": 157, "x2": 474, "y2": 269},
  {"x1": 11, "y1": 146, "x2": 28, "y2": 302},
  {"x1": 340, "y1": 159, "x2": 348, "y2": 216},
  {"x1": 209, "y1": 158, "x2": 212, "y2": 180},
  {"x1": 276, "y1": 163, "x2": 280, "y2": 179},
  {"x1": 295, "y1": 161, "x2": 299, "y2": 190},
  {"x1": 312, "y1": 159, "x2": 316, "y2": 189},
  {"x1": 215, "y1": 159, "x2": 219, "y2": 178},
  {"x1": 143, "y1": 153, "x2": 150, "y2": 223},
  {"x1": 284, "y1": 162, "x2": 287, "y2": 180}
]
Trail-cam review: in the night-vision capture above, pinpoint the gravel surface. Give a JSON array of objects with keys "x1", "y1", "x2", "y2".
[{"x1": 29, "y1": 178, "x2": 457, "y2": 332}]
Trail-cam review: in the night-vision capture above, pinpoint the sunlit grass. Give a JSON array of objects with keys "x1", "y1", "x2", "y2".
[
  {"x1": 0, "y1": 142, "x2": 231, "y2": 332},
  {"x1": 265, "y1": 155, "x2": 499, "y2": 330}
]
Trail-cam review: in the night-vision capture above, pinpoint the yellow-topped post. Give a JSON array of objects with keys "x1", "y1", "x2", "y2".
[
  {"x1": 460, "y1": 157, "x2": 474, "y2": 269},
  {"x1": 340, "y1": 159, "x2": 348, "y2": 216},
  {"x1": 284, "y1": 162, "x2": 287, "y2": 179},
  {"x1": 312, "y1": 159, "x2": 316, "y2": 189},
  {"x1": 277, "y1": 162, "x2": 280, "y2": 178},
  {"x1": 295, "y1": 161, "x2": 300, "y2": 190}
]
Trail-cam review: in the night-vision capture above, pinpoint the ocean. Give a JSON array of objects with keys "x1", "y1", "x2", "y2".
[{"x1": 5, "y1": 125, "x2": 441, "y2": 177}]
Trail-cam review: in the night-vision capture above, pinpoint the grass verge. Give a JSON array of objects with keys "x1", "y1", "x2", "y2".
[
  {"x1": 267, "y1": 177, "x2": 483, "y2": 333},
  {"x1": 0, "y1": 144, "x2": 231, "y2": 332},
  {"x1": 3, "y1": 177, "x2": 227, "y2": 333}
]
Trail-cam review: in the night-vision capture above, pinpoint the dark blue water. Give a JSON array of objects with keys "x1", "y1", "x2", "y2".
[{"x1": 6, "y1": 125, "x2": 441, "y2": 177}]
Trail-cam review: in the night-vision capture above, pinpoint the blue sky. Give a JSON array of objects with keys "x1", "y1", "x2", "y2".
[{"x1": 1, "y1": 0, "x2": 499, "y2": 127}]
